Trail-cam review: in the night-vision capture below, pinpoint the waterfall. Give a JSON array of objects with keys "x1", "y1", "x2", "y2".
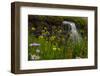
[{"x1": 62, "y1": 21, "x2": 82, "y2": 43}]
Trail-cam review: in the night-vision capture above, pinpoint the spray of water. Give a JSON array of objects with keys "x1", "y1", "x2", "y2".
[{"x1": 62, "y1": 21, "x2": 82, "y2": 43}]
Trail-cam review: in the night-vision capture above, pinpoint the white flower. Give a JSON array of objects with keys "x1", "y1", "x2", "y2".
[
  {"x1": 36, "y1": 49, "x2": 40, "y2": 53},
  {"x1": 31, "y1": 54, "x2": 40, "y2": 60},
  {"x1": 31, "y1": 55, "x2": 36, "y2": 60}
]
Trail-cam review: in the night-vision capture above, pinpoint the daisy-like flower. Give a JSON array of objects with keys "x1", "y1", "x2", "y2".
[
  {"x1": 31, "y1": 54, "x2": 36, "y2": 60},
  {"x1": 44, "y1": 27, "x2": 47, "y2": 30}
]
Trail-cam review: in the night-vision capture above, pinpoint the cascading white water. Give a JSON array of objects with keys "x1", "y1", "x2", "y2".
[{"x1": 62, "y1": 21, "x2": 82, "y2": 43}]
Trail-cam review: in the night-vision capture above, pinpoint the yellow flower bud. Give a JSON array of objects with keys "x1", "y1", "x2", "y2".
[{"x1": 32, "y1": 27, "x2": 35, "y2": 31}]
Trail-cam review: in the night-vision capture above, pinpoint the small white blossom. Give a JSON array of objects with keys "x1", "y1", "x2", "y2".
[
  {"x1": 36, "y1": 49, "x2": 40, "y2": 53},
  {"x1": 31, "y1": 54, "x2": 40, "y2": 60}
]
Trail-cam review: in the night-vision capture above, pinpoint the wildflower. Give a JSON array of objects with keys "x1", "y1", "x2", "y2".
[
  {"x1": 31, "y1": 54, "x2": 40, "y2": 60},
  {"x1": 53, "y1": 47, "x2": 57, "y2": 50},
  {"x1": 31, "y1": 54, "x2": 36, "y2": 60},
  {"x1": 59, "y1": 30, "x2": 62, "y2": 32},
  {"x1": 39, "y1": 35, "x2": 44, "y2": 39},
  {"x1": 32, "y1": 27, "x2": 35, "y2": 31},
  {"x1": 52, "y1": 45, "x2": 57, "y2": 51},
  {"x1": 44, "y1": 27, "x2": 47, "y2": 30},
  {"x1": 36, "y1": 49, "x2": 40, "y2": 53}
]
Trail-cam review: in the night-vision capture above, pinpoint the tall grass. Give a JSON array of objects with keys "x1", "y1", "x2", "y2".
[{"x1": 28, "y1": 33, "x2": 87, "y2": 60}]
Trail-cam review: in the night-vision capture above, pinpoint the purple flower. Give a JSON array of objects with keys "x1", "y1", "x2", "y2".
[{"x1": 29, "y1": 43, "x2": 40, "y2": 47}]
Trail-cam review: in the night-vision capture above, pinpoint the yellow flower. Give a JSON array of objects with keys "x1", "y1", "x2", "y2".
[
  {"x1": 39, "y1": 36, "x2": 43, "y2": 39},
  {"x1": 53, "y1": 47, "x2": 57, "y2": 50},
  {"x1": 44, "y1": 27, "x2": 47, "y2": 30},
  {"x1": 32, "y1": 27, "x2": 35, "y2": 31},
  {"x1": 59, "y1": 30, "x2": 62, "y2": 32}
]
